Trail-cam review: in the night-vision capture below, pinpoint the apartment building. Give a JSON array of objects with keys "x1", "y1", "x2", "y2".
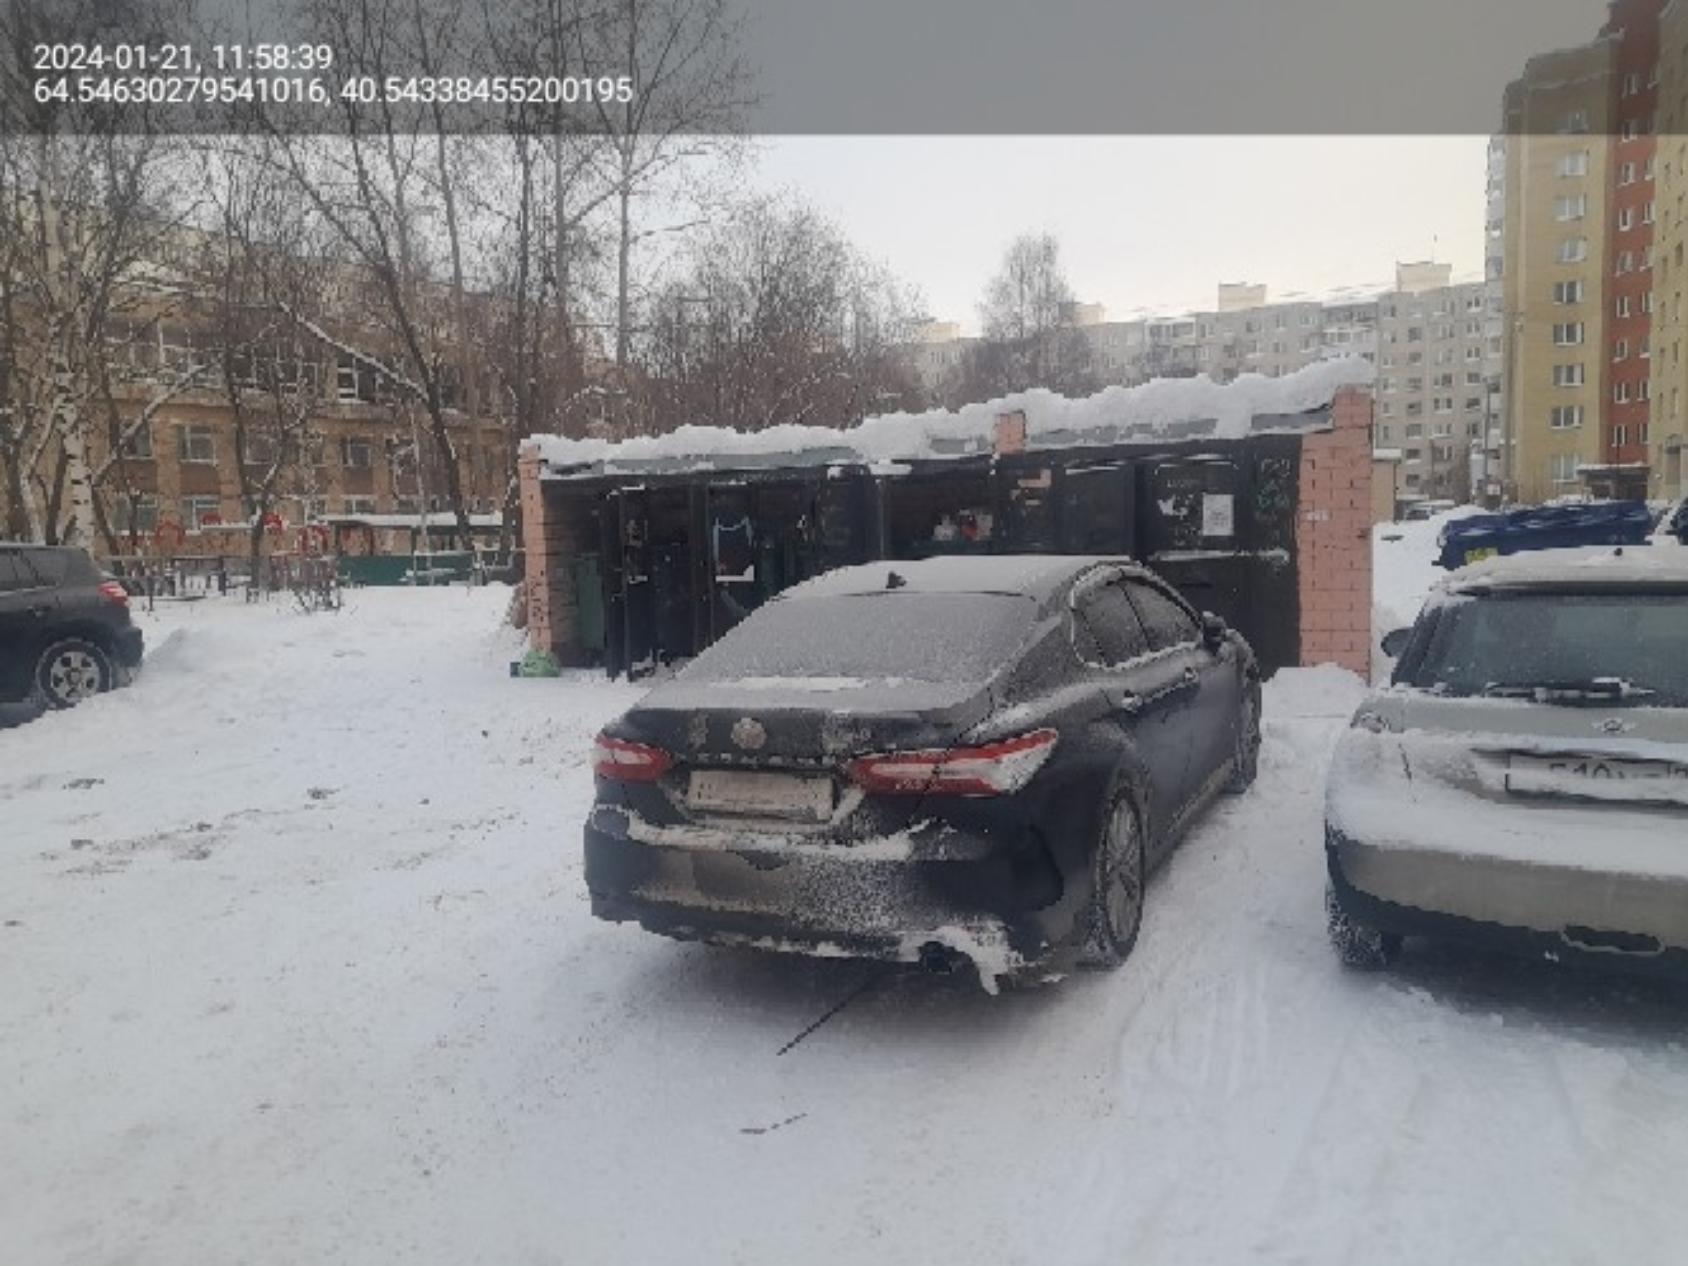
[
  {"x1": 1373, "y1": 265, "x2": 1497, "y2": 500},
  {"x1": 2, "y1": 303, "x2": 516, "y2": 559},
  {"x1": 94, "y1": 331, "x2": 511, "y2": 555},
  {"x1": 1500, "y1": 39, "x2": 1617, "y2": 504},
  {"x1": 1498, "y1": 0, "x2": 1662, "y2": 504},
  {"x1": 1480, "y1": 135, "x2": 1510, "y2": 500},
  {"x1": 1649, "y1": 0, "x2": 1688, "y2": 498}
]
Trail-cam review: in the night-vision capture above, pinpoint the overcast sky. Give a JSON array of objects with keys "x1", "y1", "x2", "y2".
[{"x1": 745, "y1": 136, "x2": 1491, "y2": 332}]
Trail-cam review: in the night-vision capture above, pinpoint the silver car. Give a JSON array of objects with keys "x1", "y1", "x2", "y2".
[{"x1": 1325, "y1": 547, "x2": 1688, "y2": 974}]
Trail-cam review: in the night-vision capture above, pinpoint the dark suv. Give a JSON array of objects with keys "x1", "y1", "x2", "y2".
[{"x1": 0, "y1": 543, "x2": 143, "y2": 708}]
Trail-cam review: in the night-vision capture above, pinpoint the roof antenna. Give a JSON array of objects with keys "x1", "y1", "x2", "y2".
[{"x1": 885, "y1": 570, "x2": 907, "y2": 590}]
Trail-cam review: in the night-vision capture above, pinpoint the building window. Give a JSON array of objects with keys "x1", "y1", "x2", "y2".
[
  {"x1": 1641, "y1": 335, "x2": 1651, "y2": 359},
  {"x1": 1619, "y1": 207, "x2": 1635, "y2": 231},
  {"x1": 1561, "y1": 110, "x2": 1589, "y2": 134},
  {"x1": 114, "y1": 494, "x2": 158, "y2": 535},
  {"x1": 1558, "y1": 150, "x2": 1590, "y2": 177},
  {"x1": 342, "y1": 496, "x2": 377, "y2": 515},
  {"x1": 1405, "y1": 423, "x2": 1424, "y2": 438},
  {"x1": 1553, "y1": 363, "x2": 1585, "y2": 386},
  {"x1": 1615, "y1": 380, "x2": 1633, "y2": 403},
  {"x1": 1643, "y1": 289, "x2": 1656, "y2": 313},
  {"x1": 1550, "y1": 405, "x2": 1584, "y2": 429},
  {"x1": 118, "y1": 425, "x2": 153, "y2": 460},
  {"x1": 1644, "y1": 200, "x2": 1656, "y2": 224},
  {"x1": 341, "y1": 437, "x2": 373, "y2": 469},
  {"x1": 1615, "y1": 339, "x2": 1630, "y2": 361},
  {"x1": 1617, "y1": 295, "x2": 1633, "y2": 318},
  {"x1": 1614, "y1": 424, "x2": 1629, "y2": 447},
  {"x1": 1552, "y1": 280, "x2": 1583, "y2": 303},
  {"x1": 1620, "y1": 160, "x2": 1637, "y2": 185},
  {"x1": 1434, "y1": 397, "x2": 1453, "y2": 413},
  {"x1": 177, "y1": 425, "x2": 215, "y2": 464},
  {"x1": 1556, "y1": 194, "x2": 1589, "y2": 221},
  {"x1": 1618, "y1": 251, "x2": 1635, "y2": 274},
  {"x1": 182, "y1": 496, "x2": 223, "y2": 530},
  {"x1": 1641, "y1": 378, "x2": 1652, "y2": 400},
  {"x1": 1550, "y1": 453, "x2": 1579, "y2": 483},
  {"x1": 1552, "y1": 323, "x2": 1585, "y2": 345},
  {"x1": 241, "y1": 431, "x2": 279, "y2": 467},
  {"x1": 1557, "y1": 237, "x2": 1589, "y2": 263}
]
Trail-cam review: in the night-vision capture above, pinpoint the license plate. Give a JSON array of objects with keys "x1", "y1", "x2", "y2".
[
  {"x1": 686, "y1": 769, "x2": 834, "y2": 821},
  {"x1": 1506, "y1": 754, "x2": 1688, "y2": 806}
]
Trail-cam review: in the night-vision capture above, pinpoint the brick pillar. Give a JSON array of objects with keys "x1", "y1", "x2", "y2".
[
  {"x1": 517, "y1": 444, "x2": 580, "y2": 660},
  {"x1": 1296, "y1": 387, "x2": 1373, "y2": 675}
]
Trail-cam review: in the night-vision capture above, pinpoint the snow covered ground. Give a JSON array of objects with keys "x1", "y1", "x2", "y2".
[{"x1": 6, "y1": 576, "x2": 1688, "y2": 1265}]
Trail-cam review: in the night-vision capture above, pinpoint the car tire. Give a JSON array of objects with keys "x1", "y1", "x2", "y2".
[
  {"x1": 1325, "y1": 883, "x2": 1401, "y2": 969},
  {"x1": 33, "y1": 637, "x2": 113, "y2": 709},
  {"x1": 1225, "y1": 678, "x2": 1262, "y2": 794},
  {"x1": 1079, "y1": 793, "x2": 1146, "y2": 970}
]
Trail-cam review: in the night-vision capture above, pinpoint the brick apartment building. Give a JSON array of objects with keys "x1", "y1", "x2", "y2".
[
  {"x1": 3, "y1": 291, "x2": 522, "y2": 561},
  {"x1": 1649, "y1": 0, "x2": 1688, "y2": 499},
  {"x1": 1498, "y1": 0, "x2": 1662, "y2": 504}
]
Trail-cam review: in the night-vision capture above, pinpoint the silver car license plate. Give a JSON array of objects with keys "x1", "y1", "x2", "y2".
[
  {"x1": 1506, "y1": 754, "x2": 1688, "y2": 806},
  {"x1": 687, "y1": 769, "x2": 834, "y2": 821}
]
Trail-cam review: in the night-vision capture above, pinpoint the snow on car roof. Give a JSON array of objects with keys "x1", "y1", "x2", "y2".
[
  {"x1": 1445, "y1": 546, "x2": 1688, "y2": 592},
  {"x1": 526, "y1": 357, "x2": 1373, "y2": 479},
  {"x1": 777, "y1": 555, "x2": 1139, "y2": 602}
]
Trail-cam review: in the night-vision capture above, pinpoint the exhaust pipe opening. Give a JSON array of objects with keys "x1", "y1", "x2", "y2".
[{"x1": 917, "y1": 941, "x2": 964, "y2": 975}]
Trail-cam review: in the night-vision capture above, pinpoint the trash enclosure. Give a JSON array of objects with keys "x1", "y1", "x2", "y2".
[{"x1": 520, "y1": 370, "x2": 1376, "y2": 678}]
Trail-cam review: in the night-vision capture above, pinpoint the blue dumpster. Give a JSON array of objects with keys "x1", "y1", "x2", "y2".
[{"x1": 1436, "y1": 501, "x2": 1656, "y2": 570}]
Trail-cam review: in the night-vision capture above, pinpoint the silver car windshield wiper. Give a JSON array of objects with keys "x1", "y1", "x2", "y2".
[{"x1": 1481, "y1": 678, "x2": 1658, "y2": 704}]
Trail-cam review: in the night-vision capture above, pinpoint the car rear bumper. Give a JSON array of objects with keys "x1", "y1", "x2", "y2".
[
  {"x1": 1327, "y1": 824, "x2": 1688, "y2": 976},
  {"x1": 584, "y1": 805, "x2": 1067, "y2": 979}
]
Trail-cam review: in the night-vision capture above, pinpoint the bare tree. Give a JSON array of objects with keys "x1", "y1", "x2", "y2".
[
  {"x1": 974, "y1": 232, "x2": 1095, "y2": 397},
  {"x1": 0, "y1": 0, "x2": 198, "y2": 546},
  {"x1": 577, "y1": 0, "x2": 757, "y2": 373},
  {"x1": 197, "y1": 145, "x2": 334, "y2": 585},
  {"x1": 256, "y1": 0, "x2": 482, "y2": 542},
  {"x1": 634, "y1": 197, "x2": 922, "y2": 432}
]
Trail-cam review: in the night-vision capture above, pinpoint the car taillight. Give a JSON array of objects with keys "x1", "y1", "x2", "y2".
[
  {"x1": 98, "y1": 580, "x2": 129, "y2": 606},
  {"x1": 591, "y1": 734, "x2": 673, "y2": 782},
  {"x1": 847, "y1": 729, "x2": 1059, "y2": 797}
]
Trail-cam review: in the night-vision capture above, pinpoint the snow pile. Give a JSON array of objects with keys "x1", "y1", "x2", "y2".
[
  {"x1": 8, "y1": 597, "x2": 1688, "y2": 1264},
  {"x1": 1370, "y1": 506, "x2": 1484, "y2": 681},
  {"x1": 529, "y1": 357, "x2": 1375, "y2": 474}
]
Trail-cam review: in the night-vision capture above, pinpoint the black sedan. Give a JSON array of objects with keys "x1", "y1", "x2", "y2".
[{"x1": 584, "y1": 556, "x2": 1261, "y2": 990}]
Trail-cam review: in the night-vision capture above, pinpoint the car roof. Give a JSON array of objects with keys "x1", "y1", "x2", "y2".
[
  {"x1": 778, "y1": 555, "x2": 1153, "y2": 603},
  {"x1": 1443, "y1": 546, "x2": 1688, "y2": 594}
]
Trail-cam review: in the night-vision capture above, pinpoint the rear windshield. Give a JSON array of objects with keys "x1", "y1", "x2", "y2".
[
  {"x1": 679, "y1": 592, "x2": 1037, "y2": 685},
  {"x1": 1407, "y1": 592, "x2": 1688, "y2": 705}
]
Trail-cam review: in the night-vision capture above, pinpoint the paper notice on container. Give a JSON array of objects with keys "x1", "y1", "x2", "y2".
[{"x1": 1202, "y1": 493, "x2": 1235, "y2": 538}]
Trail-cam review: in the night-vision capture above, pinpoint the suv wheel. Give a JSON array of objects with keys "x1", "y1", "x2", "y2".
[
  {"x1": 1079, "y1": 793, "x2": 1146, "y2": 969},
  {"x1": 34, "y1": 638, "x2": 112, "y2": 709},
  {"x1": 1325, "y1": 883, "x2": 1402, "y2": 969}
]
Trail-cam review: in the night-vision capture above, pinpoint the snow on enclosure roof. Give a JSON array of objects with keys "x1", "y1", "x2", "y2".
[
  {"x1": 777, "y1": 555, "x2": 1140, "y2": 603},
  {"x1": 320, "y1": 513, "x2": 504, "y2": 530},
  {"x1": 1444, "y1": 546, "x2": 1688, "y2": 592},
  {"x1": 527, "y1": 358, "x2": 1373, "y2": 479}
]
